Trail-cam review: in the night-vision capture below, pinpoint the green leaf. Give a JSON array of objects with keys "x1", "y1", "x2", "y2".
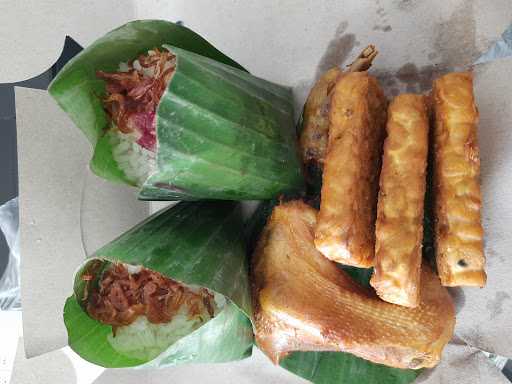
[
  {"x1": 281, "y1": 352, "x2": 421, "y2": 384},
  {"x1": 49, "y1": 20, "x2": 304, "y2": 200},
  {"x1": 64, "y1": 296, "x2": 145, "y2": 367},
  {"x1": 65, "y1": 201, "x2": 253, "y2": 368},
  {"x1": 141, "y1": 45, "x2": 303, "y2": 200},
  {"x1": 49, "y1": 19, "x2": 246, "y2": 186},
  {"x1": 341, "y1": 266, "x2": 374, "y2": 286},
  {"x1": 65, "y1": 295, "x2": 253, "y2": 368},
  {"x1": 243, "y1": 199, "x2": 278, "y2": 253}
]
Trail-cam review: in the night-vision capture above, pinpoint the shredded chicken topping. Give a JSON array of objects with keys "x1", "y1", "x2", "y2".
[
  {"x1": 96, "y1": 48, "x2": 176, "y2": 151},
  {"x1": 85, "y1": 263, "x2": 215, "y2": 327}
]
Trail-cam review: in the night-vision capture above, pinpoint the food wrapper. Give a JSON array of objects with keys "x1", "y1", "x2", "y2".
[
  {"x1": 0, "y1": 197, "x2": 20, "y2": 310},
  {"x1": 64, "y1": 201, "x2": 253, "y2": 368},
  {"x1": 48, "y1": 20, "x2": 303, "y2": 201}
]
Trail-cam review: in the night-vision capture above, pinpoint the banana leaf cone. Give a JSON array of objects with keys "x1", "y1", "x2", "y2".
[
  {"x1": 49, "y1": 20, "x2": 303, "y2": 201},
  {"x1": 64, "y1": 201, "x2": 253, "y2": 368}
]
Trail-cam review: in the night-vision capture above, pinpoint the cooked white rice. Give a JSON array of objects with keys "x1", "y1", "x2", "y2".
[
  {"x1": 108, "y1": 287, "x2": 225, "y2": 361},
  {"x1": 108, "y1": 263, "x2": 225, "y2": 361},
  {"x1": 108, "y1": 51, "x2": 177, "y2": 187},
  {"x1": 109, "y1": 129, "x2": 156, "y2": 187},
  {"x1": 108, "y1": 308, "x2": 203, "y2": 361}
]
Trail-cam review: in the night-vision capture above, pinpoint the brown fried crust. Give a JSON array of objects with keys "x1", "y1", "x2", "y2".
[
  {"x1": 432, "y1": 72, "x2": 486, "y2": 287},
  {"x1": 252, "y1": 201, "x2": 455, "y2": 369},
  {"x1": 370, "y1": 94, "x2": 429, "y2": 307},
  {"x1": 315, "y1": 72, "x2": 387, "y2": 267},
  {"x1": 300, "y1": 67, "x2": 341, "y2": 165},
  {"x1": 299, "y1": 46, "x2": 379, "y2": 169}
]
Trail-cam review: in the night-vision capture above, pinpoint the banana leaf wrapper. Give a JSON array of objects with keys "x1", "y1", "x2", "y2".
[
  {"x1": 49, "y1": 20, "x2": 303, "y2": 201},
  {"x1": 65, "y1": 201, "x2": 253, "y2": 368},
  {"x1": 245, "y1": 202, "x2": 421, "y2": 384}
]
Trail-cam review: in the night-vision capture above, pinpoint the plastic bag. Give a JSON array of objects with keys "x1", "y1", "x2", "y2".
[{"x1": 0, "y1": 197, "x2": 20, "y2": 310}]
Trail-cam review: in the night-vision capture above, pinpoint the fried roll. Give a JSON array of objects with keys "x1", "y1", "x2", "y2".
[
  {"x1": 300, "y1": 45, "x2": 378, "y2": 168},
  {"x1": 433, "y1": 72, "x2": 486, "y2": 287},
  {"x1": 300, "y1": 67, "x2": 342, "y2": 166},
  {"x1": 252, "y1": 201, "x2": 455, "y2": 369},
  {"x1": 370, "y1": 94, "x2": 429, "y2": 307},
  {"x1": 315, "y1": 72, "x2": 387, "y2": 267}
]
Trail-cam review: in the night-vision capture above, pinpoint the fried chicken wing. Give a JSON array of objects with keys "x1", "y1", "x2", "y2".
[
  {"x1": 314, "y1": 72, "x2": 387, "y2": 267},
  {"x1": 252, "y1": 201, "x2": 455, "y2": 369},
  {"x1": 433, "y1": 72, "x2": 486, "y2": 287},
  {"x1": 370, "y1": 94, "x2": 429, "y2": 307}
]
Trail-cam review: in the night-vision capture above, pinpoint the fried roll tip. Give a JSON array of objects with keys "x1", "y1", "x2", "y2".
[{"x1": 300, "y1": 45, "x2": 379, "y2": 170}]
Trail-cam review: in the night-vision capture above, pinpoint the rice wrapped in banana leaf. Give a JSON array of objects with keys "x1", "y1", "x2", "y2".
[
  {"x1": 65, "y1": 201, "x2": 253, "y2": 368},
  {"x1": 49, "y1": 20, "x2": 303, "y2": 201}
]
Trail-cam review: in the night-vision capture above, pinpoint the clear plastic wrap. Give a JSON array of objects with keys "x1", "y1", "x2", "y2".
[{"x1": 0, "y1": 197, "x2": 20, "y2": 310}]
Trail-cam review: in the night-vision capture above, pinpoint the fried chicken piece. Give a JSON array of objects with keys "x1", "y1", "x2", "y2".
[
  {"x1": 370, "y1": 94, "x2": 429, "y2": 307},
  {"x1": 315, "y1": 72, "x2": 387, "y2": 267},
  {"x1": 432, "y1": 72, "x2": 486, "y2": 287},
  {"x1": 252, "y1": 201, "x2": 455, "y2": 369}
]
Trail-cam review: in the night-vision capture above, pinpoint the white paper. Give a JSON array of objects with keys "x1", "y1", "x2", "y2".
[
  {"x1": 16, "y1": 87, "x2": 90, "y2": 357},
  {"x1": 0, "y1": 0, "x2": 135, "y2": 83},
  {"x1": 10, "y1": 339, "x2": 104, "y2": 384},
  {"x1": 15, "y1": 88, "x2": 149, "y2": 358},
  {"x1": 457, "y1": 56, "x2": 512, "y2": 356},
  {"x1": 9, "y1": 345, "x2": 511, "y2": 384}
]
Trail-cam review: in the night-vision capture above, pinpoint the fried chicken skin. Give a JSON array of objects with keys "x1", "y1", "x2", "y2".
[{"x1": 252, "y1": 201, "x2": 455, "y2": 369}]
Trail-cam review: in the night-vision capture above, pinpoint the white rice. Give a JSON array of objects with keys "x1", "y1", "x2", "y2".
[
  {"x1": 142, "y1": 66, "x2": 155, "y2": 78},
  {"x1": 107, "y1": 282, "x2": 224, "y2": 361},
  {"x1": 118, "y1": 61, "x2": 129, "y2": 72},
  {"x1": 132, "y1": 59, "x2": 142, "y2": 72},
  {"x1": 109, "y1": 129, "x2": 156, "y2": 187},
  {"x1": 125, "y1": 264, "x2": 143, "y2": 274},
  {"x1": 108, "y1": 50, "x2": 178, "y2": 187},
  {"x1": 108, "y1": 307, "x2": 204, "y2": 361}
]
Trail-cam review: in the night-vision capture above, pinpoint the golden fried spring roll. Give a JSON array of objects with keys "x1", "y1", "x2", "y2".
[
  {"x1": 315, "y1": 72, "x2": 387, "y2": 267},
  {"x1": 432, "y1": 72, "x2": 486, "y2": 287},
  {"x1": 252, "y1": 201, "x2": 455, "y2": 369},
  {"x1": 300, "y1": 46, "x2": 378, "y2": 168},
  {"x1": 370, "y1": 94, "x2": 429, "y2": 307}
]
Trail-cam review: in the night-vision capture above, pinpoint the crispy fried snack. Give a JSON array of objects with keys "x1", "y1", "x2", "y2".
[
  {"x1": 300, "y1": 67, "x2": 341, "y2": 166},
  {"x1": 300, "y1": 46, "x2": 378, "y2": 168},
  {"x1": 433, "y1": 72, "x2": 486, "y2": 287},
  {"x1": 252, "y1": 201, "x2": 455, "y2": 369},
  {"x1": 370, "y1": 94, "x2": 429, "y2": 307},
  {"x1": 314, "y1": 72, "x2": 387, "y2": 267}
]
